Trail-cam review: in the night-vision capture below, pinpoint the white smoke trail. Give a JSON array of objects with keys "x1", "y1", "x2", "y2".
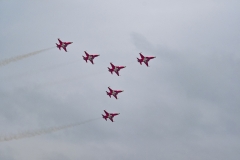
[
  {"x1": 0, "y1": 47, "x2": 54, "y2": 67},
  {"x1": 0, "y1": 117, "x2": 100, "y2": 142},
  {"x1": 1, "y1": 60, "x2": 79, "y2": 81}
]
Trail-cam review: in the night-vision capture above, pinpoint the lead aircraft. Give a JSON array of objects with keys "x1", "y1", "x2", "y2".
[
  {"x1": 56, "y1": 38, "x2": 73, "y2": 52},
  {"x1": 108, "y1": 63, "x2": 126, "y2": 76},
  {"x1": 102, "y1": 110, "x2": 120, "y2": 122},
  {"x1": 82, "y1": 51, "x2": 100, "y2": 64},
  {"x1": 106, "y1": 87, "x2": 124, "y2": 99},
  {"x1": 137, "y1": 52, "x2": 156, "y2": 67}
]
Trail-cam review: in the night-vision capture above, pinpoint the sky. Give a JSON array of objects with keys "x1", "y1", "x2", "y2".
[{"x1": 0, "y1": 0, "x2": 240, "y2": 159}]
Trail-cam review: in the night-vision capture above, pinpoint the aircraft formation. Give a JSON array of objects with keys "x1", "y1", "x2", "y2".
[{"x1": 56, "y1": 39, "x2": 156, "y2": 122}]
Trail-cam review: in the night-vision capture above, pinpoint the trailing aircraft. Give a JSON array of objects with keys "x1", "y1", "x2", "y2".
[
  {"x1": 56, "y1": 38, "x2": 72, "y2": 52},
  {"x1": 102, "y1": 110, "x2": 120, "y2": 122}
]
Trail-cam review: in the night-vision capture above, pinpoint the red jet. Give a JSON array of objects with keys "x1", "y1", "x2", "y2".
[
  {"x1": 56, "y1": 38, "x2": 73, "y2": 52},
  {"x1": 82, "y1": 51, "x2": 100, "y2": 64},
  {"x1": 106, "y1": 87, "x2": 124, "y2": 99},
  {"x1": 102, "y1": 110, "x2": 120, "y2": 122},
  {"x1": 108, "y1": 63, "x2": 126, "y2": 76},
  {"x1": 137, "y1": 52, "x2": 156, "y2": 67}
]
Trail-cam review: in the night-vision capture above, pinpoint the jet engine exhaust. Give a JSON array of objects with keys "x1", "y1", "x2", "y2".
[
  {"x1": 1, "y1": 60, "x2": 79, "y2": 81},
  {"x1": 0, "y1": 47, "x2": 54, "y2": 67},
  {"x1": 0, "y1": 117, "x2": 100, "y2": 142}
]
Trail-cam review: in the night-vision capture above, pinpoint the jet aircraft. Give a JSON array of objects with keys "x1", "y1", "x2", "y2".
[
  {"x1": 137, "y1": 52, "x2": 156, "y2": 67},
  {"x1": 106, "y1": 87, "x2": 124, "y2": 99},
  {"x1": 102, "y1": 110, "x2": 120, "y2": 122},
  {"x1": 82, "y1": 51, "x2": 100, "y2": 64},
  {"x1": 108, "y1": 63, "x2": 126, "y2": 76},
  {"x1": 56, "y1": 38, "x2": 72, "y2": 52}
]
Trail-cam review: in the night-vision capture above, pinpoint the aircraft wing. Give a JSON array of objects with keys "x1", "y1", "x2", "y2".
[
  {"x1": 110, "y1": 63, "x2": 115, "y2": 68},
  {"x1": 139, "y1": 53, "x2": 144, "y2": 59},
  {"x1": 90, "y1": 59, "x2": 94, "y2": 64},
  {"x1": 108, "y1": 87, "x2": 112, "y2": 91},
  {"x1": 144, "y1": 61, "x2": 149, "y2": 67},
  {"x1": 113, "y1": 95, "x2": 118, "y2": 99},
  {"x1": 109, "y1": 117, "x2": 114, "y2": 122},
  {"x1": 84, "y1": 51, "x2": 89, "y2": 56},
  {"x1": 115, "y1": 71, "x2": 120, "y2": 76},
  {"x1": 104, "y1": 110, "x2": 109, "y2": 116},
  {"x1": 58, "y1": 39, "x2": 62, "y2": 45},
  {"x1": 63, "y1": 47, "x2": 67, "y2": 52}
]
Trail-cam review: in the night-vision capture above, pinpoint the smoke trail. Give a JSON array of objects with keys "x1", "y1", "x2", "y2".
[
  {"x1": 1, "y1": 60, "x2": 79, "y2": 81},
  {"x1": 0, "y1": 47, "x2": 54, "y2": 67},
  {"x1": 0, "y1": 117, "x2": 100, "y2": 142}
]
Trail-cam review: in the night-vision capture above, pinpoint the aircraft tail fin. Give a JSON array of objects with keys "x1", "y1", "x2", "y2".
[
  {"x1": 102, "y1": 114, "x2": 107, "y2": 121},
  {"x1": 82, "y1": 56, "x2": 87, "y2": 62},
  {"x1": 106, "y1": 91, "x2": 111, "y2": 98},
  {"x1": 56, "y1": 44, "x2": 61, "y2": 50},
  {"x1": 137, "y1": 58, "x2": 142, "y2": 65},
  {"x1": 108, "y1": 67, "x2": 113, "y2": 74}
]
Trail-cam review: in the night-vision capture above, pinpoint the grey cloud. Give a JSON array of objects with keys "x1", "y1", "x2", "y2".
[{"x1": 0, "y1": 0, "x2": 240, "y2": 160}]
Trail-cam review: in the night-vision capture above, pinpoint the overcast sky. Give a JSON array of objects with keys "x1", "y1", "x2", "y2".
[{"x1": 0, "y1": 0, "x2": 240, "y2": 159}]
